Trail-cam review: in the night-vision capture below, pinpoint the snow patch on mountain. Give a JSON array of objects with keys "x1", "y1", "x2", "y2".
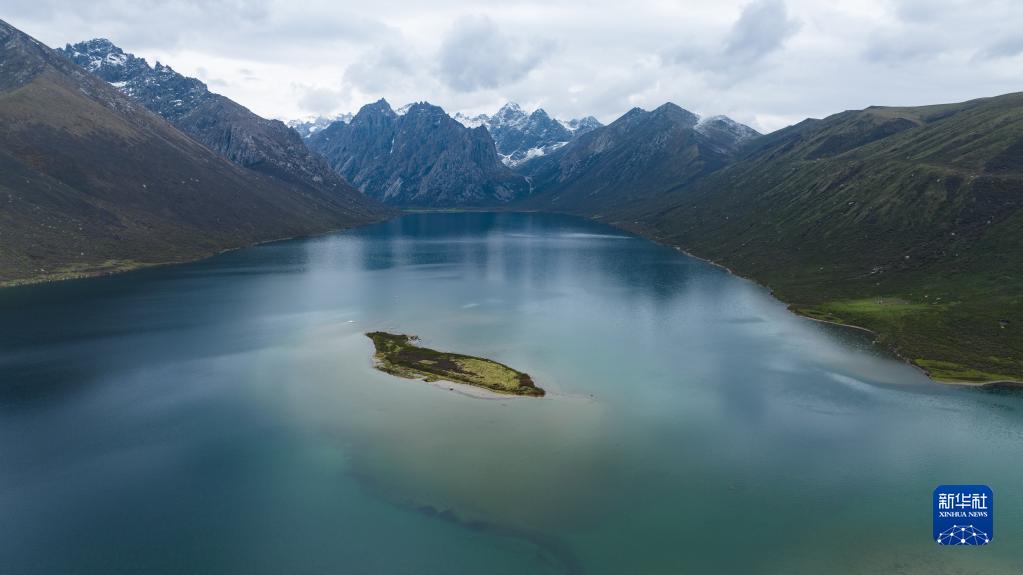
[
  {"x1": 457, "y1": 102, "x2": 604, "y2": 167},
  {"x1": 288, "y1": 113, "x2": 353, "y2": 139},
  {"x1": 559, "y1": 116, "x2": 603, "y2": 136},
  {"x1": 454, "y1": 112, "x2": 488, "y2": 129},
  {"x1": 695, "y1": 115, "x2": 760, "y2": 143}
]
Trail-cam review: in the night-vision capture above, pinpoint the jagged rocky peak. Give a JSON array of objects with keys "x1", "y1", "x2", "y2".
[
  {"x1": 63, "y1": 38, "x2": 122, "y2": 64},
  {"x1": 404, "y1": 101, "x2": 446, "y2": 116},
  {"x1": 527, "y1": 108, "x2": 565, "y2": 128},
  {"x1": 454, "y1": 101, "x2": 605, "y2": 167},
  {"x1": 306, "y1": 98, "x2": 528, "y2": 206},
  {"x1": 61, "y1": 39, "x2": 210, "y2": 122},
  {"x1": 491, "y1": 102, "x2": 527, "y2": 126},
  {"x1": 0, "y1": 18, "x2": 384, "y2": 285},
  {"x1": 394, "y1": 102, "x2": 416, "y2": 116},
  {"x1": 288, "y1": 112, "x2": 354, "y2": 139},
  {"x1": 562, "y1": 116, "x2": 602, "y2": 135},
  {"x1": 453, "y1": 112, "x2": 488, "y2": 129},
  {"x1": 358, "y1": 98, "x2": 398, "y2": 118},
  {"x1": 58, "y1": 37, "x2": 375, "y2": 202},
  {"x1": 63, "y1": 38, "x2": 149, "y2": 83}
]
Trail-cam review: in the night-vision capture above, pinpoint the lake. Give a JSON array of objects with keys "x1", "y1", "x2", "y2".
[{"x1": 1, "y1": 212, "x2": 1021, "y2": 574}]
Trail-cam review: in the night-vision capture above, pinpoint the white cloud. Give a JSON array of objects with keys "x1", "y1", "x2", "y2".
[
  {"x1": 722, "y1": 0, "x2": 801, "y2": 68},
  {"x1": 438, "y1": 15, "x2": 552, "y2": 92},
  {"x1": 295, "y1": 85, "x2": 347, "y2": 116},
  {"x1": 7, "y1": 0, "x2": 1023, "y2": 133},
  {"x1": 665, "y1": 0, "x2": 801, "y2": 87}
]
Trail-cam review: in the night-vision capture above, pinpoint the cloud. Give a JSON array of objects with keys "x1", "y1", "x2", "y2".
[
  {"x1": 975, "y1": 35, "x2": 1023, "y2": 60},
  {"x1": 296, "y1": 85, "x2": 347, "y2": 115},
  {"x1": 665, "y1": 0, "x2": 800, "y2": 84},
  {"x1": 889, "y1": 0, "x2": 975, "y2": 24},
  {"x1": 863, "y1": 28, "x2": 945, "y2": 63},
  {"x1": 438, "y1": 16, "x2": 552, "y2": 92},
  {"x1": 193, "y1": 66, "x2": 230, "y2": 87},
  {"x1": 8, "y1": 0, "x2": 388, "y2": 61},
  {"x1": 722, "y1": 0, "x2": 801, "y2": 67},
  {"x1": 342, "y1": 44, "x2": 418, "y2": 97},
  {"x1": 7, "y1": 0, "x2": 1023, "y2": 131}
]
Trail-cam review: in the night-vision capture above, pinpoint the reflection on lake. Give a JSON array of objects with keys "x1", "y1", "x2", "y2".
[{"x1": 1, "y1": 212, "x2": 1021, "y2": 574}]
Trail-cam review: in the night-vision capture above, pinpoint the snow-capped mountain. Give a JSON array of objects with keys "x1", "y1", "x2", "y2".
[
  {"x1": 695, "y1": 115, "x2": 760, "y2": 153},
  {"x1": 59, "y1": 39, "x2": 381, "y2": 211},
  {"x1": 62, "y1": 39, "x2": 211, "y2": 123},
  {"x1": 454, "y1": 103, "x2": 604, "y2": 167},
  {"x1": 0, "y1": 22, "x2": 384, "y2": 285},
  {"x1": 452, "y1": 112, "x2": 488, "y2": 129},
  {"x1": 60, "y1": 38, "x2": 149, "y2": 84},
  {"x1": 560, "y1": 116, "x2": 604, "y2": 135},
  {"x1": 290, "y1": 103, "x2": 421, "y2": 140},
  {"x1": 307, "y1": 99, "x2": 528, "y2": 206},
  {"x1": 288, "y1": 113, "x2": 354, "y2": 139}
]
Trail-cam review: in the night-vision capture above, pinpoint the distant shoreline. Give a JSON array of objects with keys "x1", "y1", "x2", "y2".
[
  {"x1": 0, "y1": 216, "x2": 392, "y2": 290},
  {"x1": 4, "y1": 208, "x2": 1018, "y2": 389},
  {"x1": 587, "y1": 215, "x2": 1023, "y2": 390}
]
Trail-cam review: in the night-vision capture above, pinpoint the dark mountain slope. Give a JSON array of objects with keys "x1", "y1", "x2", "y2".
[
  {"x1": 627, "y1": 94, "x2": 1023, "y2": 382},
  {"x1": 0, "y1": 19, "x2": 386, "y2": 286},
  {"x1": 60, "y1": 39, "x2": 371, "y2": 203},
  {"x1": 308, "y1": 100, "x2": 528, "y2": 207},
  {"x1": 517, "y1": 103, "x2": 758, "y2": 215}
]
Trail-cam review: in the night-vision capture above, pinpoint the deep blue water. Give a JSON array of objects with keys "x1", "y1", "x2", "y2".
[{"x1": 1, "y1": 212, "x2": 1021, "y2": 574}]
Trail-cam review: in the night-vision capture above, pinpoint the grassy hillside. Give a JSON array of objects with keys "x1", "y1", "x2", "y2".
[
  {"x1": 621, "y1": 94, "x2": 1023, "y2": 383},
  {"x1": 60, "y1": 39, "x2": 372, "y2": 206},
  {"x1": 0, "y1": 19, "x2": 388, "y2": 286},
  {"x1": 518, "y1": 103, "x2": 756, "y2": 215}
]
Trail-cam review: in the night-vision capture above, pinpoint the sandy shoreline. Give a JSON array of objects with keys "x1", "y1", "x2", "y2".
[{"x1": 421, "y1": 376, "x2": 535, "y2": 400}]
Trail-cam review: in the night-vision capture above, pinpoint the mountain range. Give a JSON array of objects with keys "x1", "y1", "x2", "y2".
[
  {"x1": 518, "y1": 103, "x2": 759, "y2": 213},
  {"x1": 455, "y1": 103, "x2": 602, "y2": 166},
  {"x1": 613, "y1": 95, "x2": 1023, "y2": 383},
  {"x1": 289, "y1": 113, "x2": 354, "y2": 139},
  {"x1": 307, "y1": 99, "x2": 529, "y2": 206},
  {"x1": 0, "y1": 21, "x2": 385, "y2": 285},
  {"x1": 1, "y1": 17, "x2": 1019, "y2": 382},
  {"x1": 60, "y1": 39, "x2": 365, "y2": 202}
]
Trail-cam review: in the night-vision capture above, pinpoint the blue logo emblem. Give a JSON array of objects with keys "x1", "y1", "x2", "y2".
[{"x1": 933, "y1": 485, "x2": 993, "y2": 545}]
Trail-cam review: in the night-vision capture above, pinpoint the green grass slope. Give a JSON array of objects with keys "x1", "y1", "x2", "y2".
[
  {"x1": 625, "y1": 93, "x2": 1023, "y2": 382},
  {"x1": 0, "y1": 19, "x2": 387, "y2": 286}
]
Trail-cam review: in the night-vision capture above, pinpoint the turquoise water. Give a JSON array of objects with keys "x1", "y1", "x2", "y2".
[{"x1": 1, "y1": 212, "x2": 1021, "y2": 574}]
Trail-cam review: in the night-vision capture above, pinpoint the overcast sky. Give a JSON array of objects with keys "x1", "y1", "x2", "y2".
[{"x1": 7, "y1": 0, "x2": 1023, "y2": 132}]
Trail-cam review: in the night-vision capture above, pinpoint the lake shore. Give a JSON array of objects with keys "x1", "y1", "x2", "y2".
[
  {"x1": 5, "y1": 207, "x2": 1017, "y2": 389},
  {"x1": 592, "y1": 215, "x2": 1023, "y2": 389},
  {"x1": 0, "y1": 217, "x2": 392, "y2": 290}
]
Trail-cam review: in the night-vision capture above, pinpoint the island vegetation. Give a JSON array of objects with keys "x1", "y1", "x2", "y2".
[{"x1": 367, "y1": 332, "x2": 545, "y2": 396}]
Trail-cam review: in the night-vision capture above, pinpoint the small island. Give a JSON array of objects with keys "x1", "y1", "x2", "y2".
[{"x1": 366, "y1": 332, "x2": 545, "y2": 397}]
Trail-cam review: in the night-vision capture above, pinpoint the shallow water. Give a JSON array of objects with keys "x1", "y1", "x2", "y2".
[{"x1": 1, "y1": 212, "x2": 1021, "y2": 574}]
